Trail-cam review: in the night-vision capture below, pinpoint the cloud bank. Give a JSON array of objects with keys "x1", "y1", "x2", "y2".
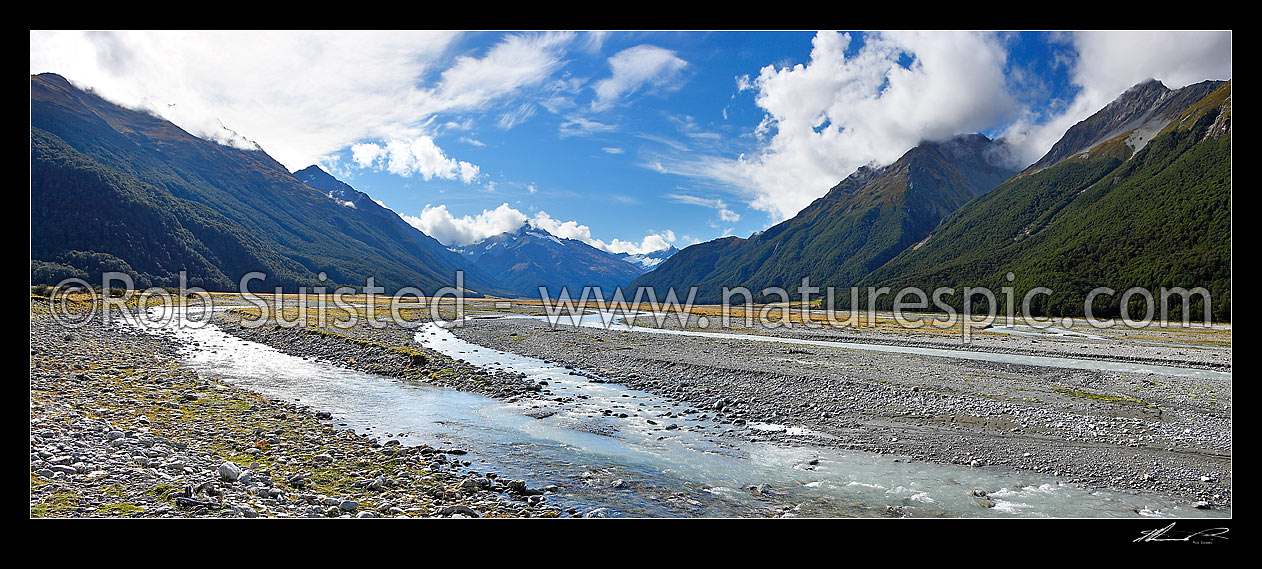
[
  {"x1": 404, "y1": 203, "x2": 676, "y2": 255},
  {"x1": 29, "y1": 30, "x2": 578, "y2": 175}
]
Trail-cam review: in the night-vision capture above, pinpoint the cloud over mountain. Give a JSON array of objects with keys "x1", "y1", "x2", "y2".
[
  {"x1": 655, "y1": 30, "x2": 1231, "y2": 222},
  {"x1": 404, "y1": 203, "x2": 676, "y2": 256}
]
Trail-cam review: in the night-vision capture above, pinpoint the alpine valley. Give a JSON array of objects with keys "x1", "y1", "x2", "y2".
[
  {"x1": 30, "y1": 73, "x2": 672, "y2": 296},
  {"x1": 30, "y1": 72, "x2": 1229, "y2": 316},
  {"x1": 28, "y1": 32, "x2": 1232, "y2": 524}
]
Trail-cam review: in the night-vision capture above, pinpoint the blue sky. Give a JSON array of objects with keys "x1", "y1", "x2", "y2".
[{"x1": 30, "y1": 30, "x2": 1231, "y2": 255}]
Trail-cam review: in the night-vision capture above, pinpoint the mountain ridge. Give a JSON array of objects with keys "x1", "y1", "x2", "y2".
[
  {"x1": 860, "y1": 81, "x2": 1231, "y2": 320},
  {"x1": 30, "y1": 72, "x2": 508, "y2": 296},
  {"x1": 1025, "y1": 79, "x2": 1226, "y2": 173},
  {"x1": 630, "y1": 132, "x2": 1018, "y2": 302},
  {"x1": 630, "y1": 78, "x2": 1229, "y2": 318}
]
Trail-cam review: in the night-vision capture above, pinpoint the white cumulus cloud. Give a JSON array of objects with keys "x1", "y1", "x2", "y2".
[
  {"x1": 351, "y1": 137, "x2": 480, "y2": 183},
  {"x1": 603, "y1": 230, "x2": 677, "y2": 256},
  {"x1": 592, "y1": 45, "x2": 688, "y2": 110},
  {"x1": 402, "y1": 203, "x2": 527, "y2": 246},
  {"x1": 531, "y1": 211, "x2": 676, "y2": 255},
  {"x1": 404, "y1": 202, "x2": 675, "y2": 255},
  {"x1": 656, "y1": 30, "x2": 1019, "y2": 221}
]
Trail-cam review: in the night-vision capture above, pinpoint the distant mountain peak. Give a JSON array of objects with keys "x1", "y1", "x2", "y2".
[
  {"x1": 614, "y1": 245, "x2": 680, "y2": 270},
  {"x1": 1126, "y1": 77, "x2": 1167, "y2": 92},
  {"x1": 294, "y1": 164, "x2": 335, "y2": 181},
  {"x1": 293, "y1": 164, "x2": 350, "y2": 190},
  {"x1": 293, "y1": 164, "x2": 365, "y2": 209},
  {"x1": 454, "y1": 221, "x2": 648, "y2": 295},
  {"x1": 920, "y1": 132, "x2": 991, "y2": 148},
  {"x1": 921, "y1": 133, "x2": 1020, "y2": 170},
  {"x1": 518, "y1": 224, "x2": 564, "y2": 245}
]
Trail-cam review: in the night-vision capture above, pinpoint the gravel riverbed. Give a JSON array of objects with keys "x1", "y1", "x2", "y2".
[
  {"x1": 32, "y1": 300, "x2": 1231, "y2": 517},
  {"x1": 448, "y1": 315, "x2": 1232, "y2": 510},
  {"x1": 29, "y1": 311, "x2": 566, "y2": 518}
]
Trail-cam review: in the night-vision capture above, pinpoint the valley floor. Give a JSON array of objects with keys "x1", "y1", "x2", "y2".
[
  {"x1": 29, "y1": 305, "x2": 564, "y2": 518},
  {"x1": 31, "y1": 294, "x2": 1232, "y2": 517},
  {"x1": 446, "y1": 305, "x2": 1232, "y2": 510}
]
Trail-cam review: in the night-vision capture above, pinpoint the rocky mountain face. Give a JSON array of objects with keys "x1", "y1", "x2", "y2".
[
  {"x1": 630, "y1": 133, "x2": 1018, "y2": 302},
  {"x1": 30, "y1": 73, "x2": 506, "y2": 295},
  {"x1": 1026, "y1": 79, "x2": 1226, "y2": 172},
  {"x1": 453, "y1": 224, "x2": 649, "y2": 297}
]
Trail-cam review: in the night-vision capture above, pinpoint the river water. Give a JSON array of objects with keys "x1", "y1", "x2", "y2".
[{"x1": 124, "y1": 308, "x2": 1229, "y2": 518}]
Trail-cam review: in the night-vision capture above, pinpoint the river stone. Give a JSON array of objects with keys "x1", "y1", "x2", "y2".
[
  {"x1": 439, "y1": 504, "x2": 481, "y2": 517},
  {"x1": 218, "y1": 461, "x2": 242, "y2": 481}
]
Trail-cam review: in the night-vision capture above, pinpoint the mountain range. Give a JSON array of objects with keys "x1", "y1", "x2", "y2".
[
  {"x1": 631, "y1": 79, "x2": 1230, "y2": 320},
  {"x1": 30, "y1": 73, "x2": 682, "y2": 297},
  {"x1": 29, "y1": 73, "x2": 1230, "y2": 319},
  {"x1": 631, "y1": 133, "x2": 1018, "y2": 302},
  {"x1": 30, "y1": 73, "x2": 518, "y2": 296},
  {"x1": 868, "y1": 80, "x2": 1230, "y2": 320}
]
